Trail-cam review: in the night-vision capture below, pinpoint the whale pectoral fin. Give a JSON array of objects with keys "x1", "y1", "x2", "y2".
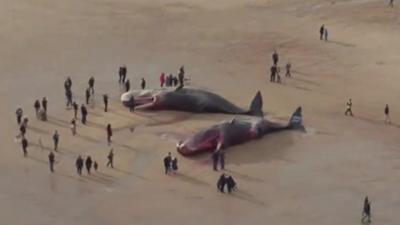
[
  {"x1": 248, "y1": 91, "x2": 263, "y2": 117},
  {"x1": 288, "y1": 107, "x2": 305, "y2": 131}
]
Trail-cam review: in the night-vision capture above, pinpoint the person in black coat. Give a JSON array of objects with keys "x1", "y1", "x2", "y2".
[
  {"x1": 76, "y1": 155, "x2": 84, "y2": 175},
  {"x1": 85, "y1": 156, "x2": 93, "y2": 175},
  {"x1": 42, "y1": 97, "x2": 48, "y2": 113},
  {"x1": 163, "y1": 152, "x2": 172, "y2": 174},
  {"x1": 103, "y1": 94, "x2": 108, "y2": 112},
  {"x1": 81, "y1": 104, "x2": 88, "y2": 124},
  {"x1": 141, "y1": 78, "x2": 146, "y2": 90},
  {"x1": 125, "y1": 79, "x2": 130, "y2": 92},
  {"x1": 16, "y1": 108, "x2": 23, "y2": 125},
  {"x1": 72, "y1": 102, "x2": 78, "y2": 118},
  {"x1": 226, "y1": 176, "x2": 237, "y2": 193},
  {"x1": 85, "y1": 87, "x2": 91, "y2": 105},
  {"x1": 217, "y1": 173, "x2": 226, "y2": 193},
  {"x1": 48, "y1": 152, "x2": 55, "y2": 172},
  {"x1": 106, "y1": 124, "x2": 112, "y2": 145},
  {"x1": 21, "y1": 137, "x2": 28, "y2": 157}
]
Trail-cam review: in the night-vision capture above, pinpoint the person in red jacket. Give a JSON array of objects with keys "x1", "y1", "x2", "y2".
[{"x1": 160, "y1": 72, "x2": 166, "y2": 87}]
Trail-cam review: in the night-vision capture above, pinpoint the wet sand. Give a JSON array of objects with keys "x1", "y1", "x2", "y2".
[{"x1": 1, "y1": 0, "x2": 400, "y2": 224}]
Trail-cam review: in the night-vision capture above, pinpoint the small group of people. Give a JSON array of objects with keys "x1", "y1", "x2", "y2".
[
  {"x1": 163, "y1": 152, "x2": 178, "y2": 174},
  {"x1": 344, "y1": 99, "x2": 392, "y2": 124},
  {"x1": 217, "y1": 173, "x2": 237, "y2": 193},
  {"x1": 75, "y1": 155, "x2": 98, "y2": 175},
  {"x1": 319, "y1": 24, "x2": 329, "y2": 42},
  {"x1": 34, "y1": 97, "x2": 48, "y2": 121},
  {"x1": 160, "y1": 66, "x2": 186, "y2": 88},
  {"x1": 269, "y1": 50, "x2": 292, "y2": 83}
]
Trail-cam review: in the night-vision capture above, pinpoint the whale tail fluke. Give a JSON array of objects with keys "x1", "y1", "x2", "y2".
[
  {"x1": 248, "y1": 91, "x2": 263, "y2": 117},
  {"x1": 288, "y1": 107, "x2": 305, "y2": 130}
]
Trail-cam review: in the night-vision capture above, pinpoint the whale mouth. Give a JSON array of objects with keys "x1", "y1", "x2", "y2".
[{"x1": 122, "y1": 95, "x2": 157, "y2": 109}]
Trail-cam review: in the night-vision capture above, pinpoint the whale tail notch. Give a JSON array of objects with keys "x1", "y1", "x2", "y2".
[
  {"x1": 288, "y1": 106, "x2": 305, "y2": 130},
  {"x1": 248, "y1": 91, "x2": 263, "y2": 117}
]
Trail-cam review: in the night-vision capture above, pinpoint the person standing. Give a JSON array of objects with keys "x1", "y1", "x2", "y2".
[
  {"x1": 160, "y1": 72, "x2": 166, "y2": 87},
  {"x1": 103, "y1": 94, "x2": 108, "y2": 112},
  {"x1": 270, "y1": 65, "x2": 277, "y2": 82},
  {"x1": 52, "y1": 130, "x2": 59, "y2": 151},
  {"x1": 217, "y1": 173, "x2": 226, "y2": 193},
  {"x1": 219, "y1": 149, "x2": 225, "y2": 170},
  {"x1": 70, "y1": 118, "x2": 77, "y2": 136},
  {"x1": 345, "y1": 99, "x2": 353, "y2": 116},
  {"x1": 272, "y1": 50, "x2": 279, "y2": 65},
  {"x1": 226, "y1": 176, "x2": 237, "y2": 193},
  {"x1": 88, "y1": 76, "x2": 95, "y2": 94},
  {"x1": 76, "y1": 155, "x2": 84, "y2": 175},
  {"x1": 48, "y1": 151, "x2": 55, "y2": 172},
  {"x1": 171, "y1": 157, "x2": 178, "y2": 174},
  {"x1": 125, "y1": 79, "x2": 130, "y2": 92},
  {"x1": 129, "y1": 96, "x2": 135, "y2": 112},
  {"x1": 119, "y1": 65, "x2": 127, "y2": 84},
  {"x1": 319, "y1": 24, "x2": 325, "y2": 40},
  {"x1": 34, "y1": 100, "x2": 41, "y2": 118},
  {"x1": 178, "y1": 66, "x2": 185, "y2": 87},
  {"x1": 66, "y1": 89, "x2": 73, "y2": 108},
  {"x1": 42, "y1": 97, "x2": 48, "y2": 113},
  {"x1": 361, "y1": 196, "x2": 372, "y2": 223},
  {"x1": 106, "y1": 124, "x2": 113, "y2": 145},
  {"x1": 94, "y1": 161, "x2": 98, "y2": 171},
  {"x1": 285, "y1": 62, "x2": 292, "y2": 77},
  {"x1": 72, "y1": 102, "x2": 78, "y2": 118},
  {"x1": 141, "y1": 78, "x2": 146, "y2": 90},
  {"x1": 81, "y1": 104, "x2": 88, "y2": 124},
  {"x1": 85, "y1": 156, "x2": 93, "y2": 175},
  {"x1": 107, "y1": 149, "x2": 114, "y2": 168},
  {"x1": 384, "y1": 104, "x2": 391, "y2": 124},
  {"x1": 19, "y1": 123, "x2": 27, "y2": 138},
  {"x1": 16, "y1": 107, "x2": 23, "y2": 125},
  {"x1": 64, "y1": 77, "x2": 72, "y2": 92},
  {"x1": 324, "y1": 28, "x2": 329, "y2": 42},
  {"x1": 212, "y1": 150, "x2": 220, "y2": 171},
  {"x1": 85, "y1": 87, "x2": 91, "y2": 105},
  {"x1": 389, "y1": 0, "x2": 394, "y2": 7},
  {"x1": 21, "y1": 137, "x2": 28, "y2": 157},
  {"x1": 163, "y1": 152, "x2": 172, "y2": 174}
]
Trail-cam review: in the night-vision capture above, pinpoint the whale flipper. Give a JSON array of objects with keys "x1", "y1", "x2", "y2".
[{"x1": 248, "y1": 91, "x2": 263, "y2": 117}]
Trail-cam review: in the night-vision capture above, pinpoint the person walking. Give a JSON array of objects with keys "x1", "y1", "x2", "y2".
[
  {"x1": 324, "y1": 28, "x2": 329, "y2": 42},
  {"x1": 52, "y1": 130, "x2": 59, "y2": 151},
  {"x1": 81, "y1": 104, "x2": 88, "y2": 124},
  {"x1": 163, "y1": 152, "x2": 172, "y2": 174},
  {"x1": 103, "y1": 94, "x2": 108, "y2": 112},
  {"x1": 85, "y1": 87, "x2": 91, "y2": 105},
  {"x1": 141, "y1": 78, "x2": 146, "y2": 90},
  {"x1": 85, "y1": 156, "x2": 93, "y2": 175},
  {"x1": 21, "y1": 137, "x2": 28, "y2": 157},
  {"x1": 16, "y1": 107, "x2": 23, "y2": 125},
  {"x1": 272, "y1": 50, "x2": 279, "y2": 65},
  {"x1": 319, "y1": 24, "x2": 325, "y2": 40},
  {"x1": 345, "y1": 99, "x2": 353, "y2": 116},
  {"x1": 106, "y1": 124, "x2": 113, "y2": 145},
  {"x1": 76, "y1": 155, "x2": 84, "y2": 175},
  {"x1": 70, "y1": 118, "x2": 77, "y2": 136},
  {"x1": 88, "y1": 76, "x2": 95, "y2": 94},
  {"x1": 160, "y1": 72, "x2": 166, "y2": 87},
  {"x1": 34, "y1": 99, "x2": 41, "y2": 118},
  {"x1": 125, "y1": 79, "x2": 130, "y2": 92},
  {"x1": 226, "y1": 176, "x2": 237, "y2": 193},
  {"x1": 19, "y1": 123, "x2": 27, "y2": 138},
  {"x1": 48, "y1": 151, "x2": 55, "y2": 172},
  {"x1": 129, "y1": 95, "x2": 135, "y2": 112},
  {"x1": 285, "y1": 62, "x2": 292, "y2": 77},
  {"x1": 64, "y1": 77, "x2": 72, "y2": 92},
  {"x1": 212, "y1": 150, "x2": 220, "y2": 171},
  {"x1": 217, "y1": 173, "x2": 226, "y2": 193},
  {"x1": 361, "y1": 196, "x2": 372, "y2": 223},
  {"x1": 72, "y1": 101, "x2": 78, "y2": 119},
  {"x1": 107, "y1": 149, "x2": 114, "y2": 168},
  {"x1": 384, "y1": 104, "x2": 391, "y2": 124},
  {"x1": 42, "y1": 97, "x2": 48, "y2": 113}
]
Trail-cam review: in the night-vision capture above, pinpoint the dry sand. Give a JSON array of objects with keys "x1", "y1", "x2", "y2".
[{"x1": 1, "y1": 0, "x2": 400, "y2": 224}]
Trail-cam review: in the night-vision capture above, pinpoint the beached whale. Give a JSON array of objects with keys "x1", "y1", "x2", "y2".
[
  {"x1": 121, "y1": 87, "x2": 263, "y2": 116},
  {"x1": 176, "y1": 107, "x2": 304, "y2": 156}
]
